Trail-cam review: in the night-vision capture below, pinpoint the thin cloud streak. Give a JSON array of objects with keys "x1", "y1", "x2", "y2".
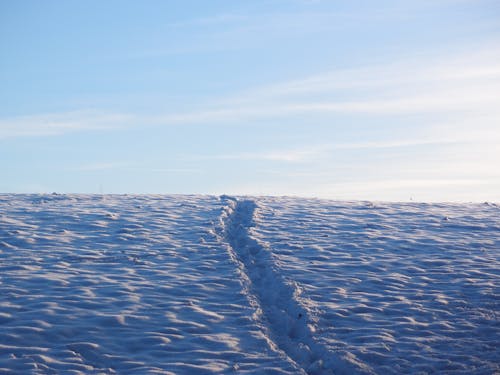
[
  {"x1": 190, "y1": 136, "x2": 474, "y2": 164},
  {"x1": 201, "y1": 147, "x2": 328, "y2": 163},
  {"x1": 217, "y1": 177, "x2": 490, "y2": 202},
  {"x1": 152, "y1": 86, "x2": 498, "y2": 125},
  {"x1": 76, "y1": 162, "x2": 138, "y2": 172},
  {"x1": 2, "y1": 46, "x2": 499, "y2": 138},
  {"x1": 310, "y1": 179, "x2": 495, "y2": 202},
  {"x1": 213, "y1": 46, "x2": 500, "y2": 102},
  {"x1": 153, "y1": 47, "x2": 500, "y2": 124},
  {"x1": 0, "y1": 110, "x2": 135, "y2": 139}
]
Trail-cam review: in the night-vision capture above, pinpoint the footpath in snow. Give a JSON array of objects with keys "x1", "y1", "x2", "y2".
[
  {"x1": 219, "y1": 196, "x2": 370, "y2": 374},
  {"x1": 0, "y1": 194, "x2": 297, "y2": 374},
  {"x1": 0, "y1": 194, "x2": 498, "y2": 374}
]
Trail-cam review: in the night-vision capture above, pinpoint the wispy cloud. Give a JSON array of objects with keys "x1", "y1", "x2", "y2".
[
  {"x1": 3, "y1": 46, "x2": 499, "y2": 139},
  {"x1": 149, "y1": 168, "x2": 203, "y2": 174},
  {"x1": 75, "y1": 163, "x2": 203, "y2": 174},
  {"x1": 149, "y1": 46, "x2": 500, "y2": 124},
  {"x1": 221, "y1": 49, "x2": 500, "y2": 101},
  {"x1": 76, "y1": 162, "x2": 137, "y2": 172},
  {"x1": 312, "y1": 178, "x2": 489, "y2": 202},
  {"x1": 0, "y1": 110, "x2": 134, "y2": 139},
  {"x1": 189, "y1": 135, "x2": 476, "y2": 165},
  {"x1": 230, "y1": 177, "x2": 490, "y2": 202},
  {"x1": 330, "y1": 138, "x2": 461, "y2": 150},
  {"x1": 201, "y1": 146, "x2": 328, "y2": 163}
]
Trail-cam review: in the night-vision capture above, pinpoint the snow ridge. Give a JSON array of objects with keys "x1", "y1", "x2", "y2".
[{"x1": 219, "y1": 196, "x2": 371, "y2": 375}]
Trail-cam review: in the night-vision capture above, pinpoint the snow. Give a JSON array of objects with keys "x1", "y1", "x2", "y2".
[
  {"x1": 0, "y1": 194, "x2": 498, "y2": 374},
  {"x1": 252, "y1": 198, "x2": 499, "y2": 374}
]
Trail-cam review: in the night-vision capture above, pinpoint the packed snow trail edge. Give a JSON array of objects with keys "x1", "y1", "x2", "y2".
[{"x1": 218, "y1": 196, "x2": 373, "y2": 375}]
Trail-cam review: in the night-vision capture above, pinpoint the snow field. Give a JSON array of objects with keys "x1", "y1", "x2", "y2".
[
  {"x1": 253, "y1": 197, "x2": 499, "y2": 374},
  {"x1": 0, "y1": 195, "x2": 297, "y2": 374},
  {"x1": 0, "y1": 194, "x2": 498, "y2": 374}
]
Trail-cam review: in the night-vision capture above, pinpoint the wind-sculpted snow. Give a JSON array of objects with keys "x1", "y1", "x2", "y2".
[
  {"x1": 219, "y1": 196, "x2": 370, "y2": 374},
  {"x1": 0, "y1": 194, "x2": 499, "y2": 374},
  {"x1": 253, "y1": 197, "x2": 500, "y2": 374},
  {"x1": 0, "y1": 194, "x2": 297, "y2": 374}
]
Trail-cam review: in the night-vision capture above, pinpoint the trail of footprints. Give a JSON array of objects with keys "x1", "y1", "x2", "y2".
[
  {"x1": 220, "y1": 196, "x2": 368, "y2": 374},
  {"x1": 1, "y1": 194, "x2": 497, "y2": 374}
]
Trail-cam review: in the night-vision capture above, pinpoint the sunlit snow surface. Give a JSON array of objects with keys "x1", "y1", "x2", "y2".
[{"x1": 0, "y1": 194, "x2": 498, "y2": 374}]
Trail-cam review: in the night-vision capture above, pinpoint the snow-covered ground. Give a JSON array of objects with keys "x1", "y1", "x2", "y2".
[{"x1": 0, "y1": 194, "x2": 498, "y2": 374}]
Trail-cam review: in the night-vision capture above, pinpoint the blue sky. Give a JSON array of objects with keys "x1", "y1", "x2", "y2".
[{"x1": 1, "y1": 0, "x2": 499, "y2": 201}]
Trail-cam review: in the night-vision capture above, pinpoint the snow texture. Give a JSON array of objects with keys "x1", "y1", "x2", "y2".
[{"x1": 0, "y1": 194, "x2": 498, "y2": 374}]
